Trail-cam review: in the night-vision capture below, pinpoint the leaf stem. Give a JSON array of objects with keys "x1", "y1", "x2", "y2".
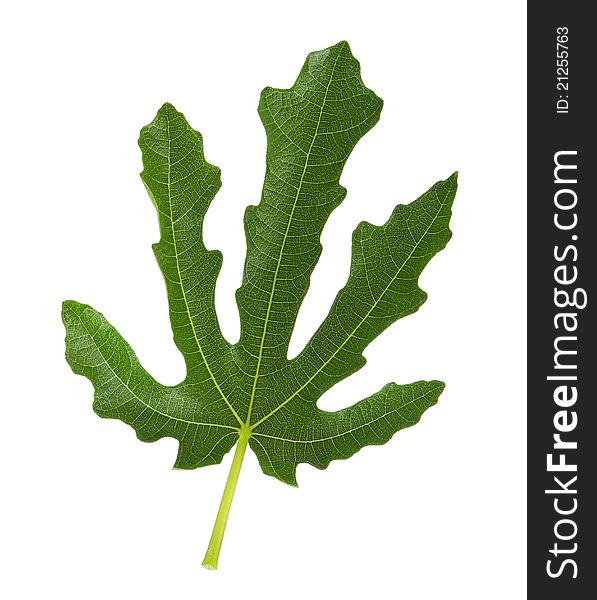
[{"x1": 202, "y1": 427, "x2": 250, "y2": 570}]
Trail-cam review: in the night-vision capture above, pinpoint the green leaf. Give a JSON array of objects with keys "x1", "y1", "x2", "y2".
[{"x1": 62, "y1": 40, "x2": 457, "y2": 569}]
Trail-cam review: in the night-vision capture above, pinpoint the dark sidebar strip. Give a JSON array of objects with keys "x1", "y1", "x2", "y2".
[{"x1": 528, "y1": 2, "x2": 596, "y2": 598}]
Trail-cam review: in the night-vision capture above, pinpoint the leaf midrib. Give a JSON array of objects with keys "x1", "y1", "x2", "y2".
[
  {"x1": 252, "y1": 384, "x2": 441, "y2": 444},
  {"x1": 251, "y1": 181, "x2": 453, "y2": 430},
  {"x1": 66, "y1": 304, "x2": 238, "y2": 431},
  {"x1": 164, "y1": 113, "x2": 243, "y2": 426},
  {"x1": 244, "y1": 42, "x2": 346, "y2": 427}
]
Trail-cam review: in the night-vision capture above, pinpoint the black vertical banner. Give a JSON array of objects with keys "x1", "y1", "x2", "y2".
[{"x1": 528, "y1": 2, "x2": 596, "y2": 598}]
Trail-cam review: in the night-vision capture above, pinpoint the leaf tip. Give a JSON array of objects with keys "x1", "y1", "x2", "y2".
[
  {"x1": 139, "y1": 102, "x2": 182, "y2": 145},
  {"x1": 333, "y1": 39, "x2": 351, "y2": 52},
  {"x1": 157, "y1": 101, "x2": 178, "y2": 116},
  {"x1": 61, "y1": 299, "x2": 71, "y2": 317},
  {"x1": 424, "y1": 380, "x2": 446, "y2": 406},
  {"x1": 61, "y1": 299, "x2": 82, "y2": 326}
]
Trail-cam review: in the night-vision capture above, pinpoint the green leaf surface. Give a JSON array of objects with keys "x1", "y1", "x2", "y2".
[{"x1": 63, "y1": 40, "x2": 457, "y2": 568}]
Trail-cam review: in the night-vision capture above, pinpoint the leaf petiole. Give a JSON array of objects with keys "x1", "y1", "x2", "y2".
[{"x1": 202, "y1": 426, "x2": 250, "y2": 570}]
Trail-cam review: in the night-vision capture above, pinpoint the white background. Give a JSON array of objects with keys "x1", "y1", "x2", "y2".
[{"x1": 0, "y1": 1, "x2": 526, "y2": 598}]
